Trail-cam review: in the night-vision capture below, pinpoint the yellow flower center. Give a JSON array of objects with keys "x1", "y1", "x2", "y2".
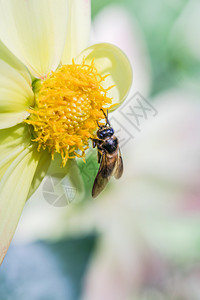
[{"x1": 25, "y1": 60, "x2": 113, "y2": 166}]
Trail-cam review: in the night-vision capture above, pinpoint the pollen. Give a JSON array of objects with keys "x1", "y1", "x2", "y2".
[{"x1": 25, "y1": 59, "x2": 113, "y2": 166}]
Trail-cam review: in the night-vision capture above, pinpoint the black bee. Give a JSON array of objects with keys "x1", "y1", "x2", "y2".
[{"x1": 92, "y1": 109, "x2": 123, "y2": 198}]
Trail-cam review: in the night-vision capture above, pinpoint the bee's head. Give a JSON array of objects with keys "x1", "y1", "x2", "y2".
[
  {"x1": 97, "y1": 125, "x2": 114, "y2": 139},
  {"x1": 96, "y1": 109, "x2": 114, "y2": 139}
]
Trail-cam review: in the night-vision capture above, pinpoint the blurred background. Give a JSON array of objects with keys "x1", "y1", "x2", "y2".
[{"x1": 1, "y1": 0, "x2": 200, "y2": 299}]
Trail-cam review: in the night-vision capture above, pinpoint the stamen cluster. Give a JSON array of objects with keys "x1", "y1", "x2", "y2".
[{"x1": 25, "y1": 60, "x2": 113, "y2": 165}]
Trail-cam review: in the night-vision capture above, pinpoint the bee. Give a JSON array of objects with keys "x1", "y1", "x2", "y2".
[{"x1": 92, "y1": 109, "x2": 123, "y2": 198}]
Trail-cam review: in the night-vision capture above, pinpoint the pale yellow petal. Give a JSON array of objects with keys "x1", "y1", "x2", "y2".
[
  {"x1": 27, "y1": 150, "x2": 51, "y2": 199},
  {"x1": 62, "y1": 0, "x2": 91, "y2": 64},
  {"x1": 0, "y1": 40, "x2": 32, "y2": 84},
  {"x1": 0, "y1": 0, "x2": 68, "y2": 78},
  {"x1": 0, "y1": 147, "x2": 42, "y2": 264},
  {"x1": 0, "y1": 59, "x2": 34, "y2": 129},
  {"x1": 0, "y1": 123, "x2": 31, "y2": 180},
  {"x1": 76, "y1": 43, "x2": 132, "y2": 111},
  {"x1": 0, "y1": 111, "x2": 30, "y2": 130}
]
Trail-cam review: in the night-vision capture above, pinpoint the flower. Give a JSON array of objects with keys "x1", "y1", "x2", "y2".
[
  {"x1": 14, "y1": 4, "x2": 200, "y2": 299},
  {"x1": 0, "y1": 0, "x2": 132, "y2": 264}
]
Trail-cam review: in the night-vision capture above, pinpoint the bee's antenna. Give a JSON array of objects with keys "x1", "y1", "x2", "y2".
[
  {"x1": 97, "y1": 120, "x2": 103, "y2": 129},
  {"x1": 100, "y1": 108, "x2": 110, "y2": 126},
  {"x1": 106, "y1": 109, "x2": 110, "y2": 126}
]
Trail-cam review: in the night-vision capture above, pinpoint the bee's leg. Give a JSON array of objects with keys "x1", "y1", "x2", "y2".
[
  {"x1": 98, "y1": 145, "x2": 106, "y2": 164},
  {"x1": 98, "y1": 150, "x2": 102, "y2": 163},
  {"x1": 92, "y1": 139, "x2": 99, "y2": 148}
]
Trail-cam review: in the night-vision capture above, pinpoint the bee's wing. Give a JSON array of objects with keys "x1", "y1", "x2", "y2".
[
  {"x1": 114, "y1": 148, "x2": 123, "y2": 179},
  {"x1": 92, "y1": 152, "x2": 117, "y2": 198}
]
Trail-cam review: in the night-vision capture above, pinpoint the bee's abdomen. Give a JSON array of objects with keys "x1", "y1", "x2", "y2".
[{"x1": 103, "y1": 136, "x2": 118, "y2": 154}]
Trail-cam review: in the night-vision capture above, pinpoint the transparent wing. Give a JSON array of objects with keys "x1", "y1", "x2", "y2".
[
  {"x1": 114, "y1": 148, "x2": 123, "y2": 179},
  {"x1": 92, "y1": 152, "x2": 117, "y2": 198}
]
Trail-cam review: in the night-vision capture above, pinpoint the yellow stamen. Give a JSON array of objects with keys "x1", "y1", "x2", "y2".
[{"x1": 25, "y1": 59, "x2": 112, "y2": 166}]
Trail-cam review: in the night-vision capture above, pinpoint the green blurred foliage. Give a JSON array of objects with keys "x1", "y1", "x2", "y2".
[
  {"x1": 0, "y1": 236, "x2": 96, "y2": 300},
  {"x1": 92, "y1": 0, "x2": 193, "y2": 94}
]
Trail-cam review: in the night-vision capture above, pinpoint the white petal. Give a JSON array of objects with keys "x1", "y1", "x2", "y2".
[
  {"x1": 76, "y1": 43, "x2": 132, "y2": 111},
  {"x1": 27, "y1": 150, "x2": 51, "y2": 199},
  {"x1": 169, "y1": 1, "x2": 200, "y2": 62},
  {"x1": 0, "y1": 59, "x2": 34, "y2": 129},
  {"x1": 0, "y1": 111, "x2": 30, "y2": 130},
  {"x1": 0, "y1": 40, "x2": 32, "y2": 84},
  {"x1": 130, "y1": 89, "x2": 200, "y2": 186},
  {"x1": 0, "y1": 147, "x2": 42, "y2": 264},
  {"x1": 92, "y1": 4, "x2": 151, "y2": 97},
  {"x1": 0, "y1": 0, "x2": 68, "y2": 78},
  {"x1": 62, "y1": 0, "x2": 91, "y2": 64},
  {"x1": 0, "y1": 124, "x2": 31, "y2": 180},
  {"x1": 13, "y1": 158, "x2": 86, "y2": 243}
]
